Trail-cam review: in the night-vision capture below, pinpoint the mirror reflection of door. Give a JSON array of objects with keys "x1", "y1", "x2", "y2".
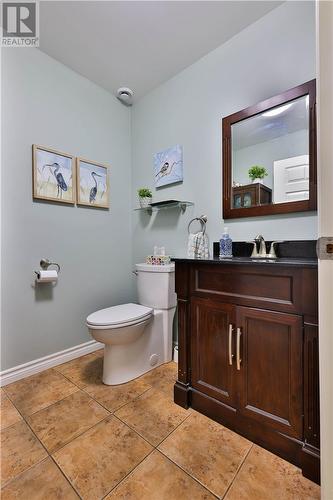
[
  {"x1": 231, "y1": 95, "x2": 310, "y2": 208},
  {"x1": 273, "y1": 155, "x2": 309, "y2": 203}
]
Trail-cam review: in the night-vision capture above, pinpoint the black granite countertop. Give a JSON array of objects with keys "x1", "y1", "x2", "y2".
[
  {"x1": 174, "y1": 240, "x2": 318, "y2": 267},
  {"x1": 173, "y1": 256, "x2": 318, "y2": 268}
]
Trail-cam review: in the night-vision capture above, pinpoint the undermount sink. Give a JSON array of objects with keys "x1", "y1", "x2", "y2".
[
  {"x1": 250, "y1": 258, "x2": 277, "y2": 263},
  {"x1": 221, "y1": 256, "x2": 278, "y2": 263}
]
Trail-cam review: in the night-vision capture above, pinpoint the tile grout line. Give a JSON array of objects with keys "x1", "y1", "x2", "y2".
[
  {"x1": 156, "y1": 412, "x2": 254, "y2": 500},
  {"x1": 48, "y1": 454, "x2": 84, "y2": 500},
  {"x1": 1, "y1": 382, "x2": 112, "y2": 456},
  {"x1": 156, "y1": 407, "x2": 193, "y2": 448},
  {"x1": 44, "y1": 412, "x2": 118, "y2": 499},
  {"x1": 53, "y1": 352, "x2": 172, "y2": 416},
  {"x1": 3, "y1": 388, "x2": 114, "y2": 456},
  {"x1": 112, "y1": 413, "x2": 160, "y2": 450},
  {"x1": 55, "y1": 356, "x2": 170, "y2": 497},
  {"x1": 158, "y1": 448, "x2": 220, "y2": 499},
  {"x1": 101, "y1": 387, "x2": 194, "y2": 498},
  {"x1": 1, "y1": 362, "x2": 107, "y2": 498},
  {"x1": 49, "y1": 404, "x2": 180, "y2": 499},
  {"x1": 1, "y1": 392, "x2": 52, "y2": 456},
  {"x1": 52, "y1": 350, "x2": 104, "y2": 376},
  {"x1": 0, "y1": 414, "x2": 23, "y2": 432},
  {"x1": 100, "y1": 447, "x2": 157, "y2": 499},
  {"x1": 3, "y1": 362, "x2": 181, "y2": 457},
  {"x1": 0, "y1": 375, "x2": 166, "y2": 433},
  {"x1": 80, "y1": 384, "x2": 154, "y2": 415},
  {"x1": 2, "y1": 368, "x2": 81, "y2": 417},
  {"x1": 49, "y1": 412, "x2": 112, "y2": 455},
  {"x1": 46, "y1": 390, "x2": 178, "y2": 498},
  {"x1": 1, "y1": 387, "x2": 83, "y2": 499},
  {"x1": 0, "y1": 397, "x2": 53, "y2": 491},
  {"x1": 10, "y1": 351, "x2": 127, "y2": 419},
  {"x1": 221, "y1": 443, "x2": 254, "y2": 500},
  {"x1": 112, "y1": 387, "x2": 192, "y2": 449},
  {"x1": 3, "y1": 353, "x2": 175, "y2": 418},
  {"x1": 1, "y1": 357, "x2": 181, "y2": 498},
  {"x1": 100, "y1": 408, "x2": 195, "y2": 500},
  {"x1": 156, "y1": 445, "x2": 220, "y2": 499},
  {"x1": 1, "y1": 457, "x2": 49, "y2": 491},
  {"x1": 2, "y1": 357, "x2": 174, "y2": 456}
]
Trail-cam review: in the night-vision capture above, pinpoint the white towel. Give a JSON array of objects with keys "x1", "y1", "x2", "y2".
[{"x1": 187, "y1": 231, "x2": 209, "y2": 259}]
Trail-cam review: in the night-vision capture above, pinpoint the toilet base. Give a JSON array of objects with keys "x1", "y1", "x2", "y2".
[{"x1": 101, "y1": 308, "x2": 175, "y2": 385}]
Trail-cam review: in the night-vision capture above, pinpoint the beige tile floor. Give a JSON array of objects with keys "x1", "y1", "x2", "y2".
[{"x1": 0, "y1": 350, "x2": 320, "y2": 499}]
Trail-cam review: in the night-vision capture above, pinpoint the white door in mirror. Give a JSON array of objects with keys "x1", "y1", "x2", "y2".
[{"x1": 273, "y1": 155, "x2": 309, "y2": 203}]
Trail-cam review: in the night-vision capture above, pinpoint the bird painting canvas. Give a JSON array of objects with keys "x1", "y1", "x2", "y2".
[
  {"x1": 76, "y1": 158, "x2": 109, "y2": 208},
  {"x1": 154, "y1": 145, "x2": 183, "y2": 188},
  {"x1": 33, "y1": 145, "x2": 75, "y2": 204}
]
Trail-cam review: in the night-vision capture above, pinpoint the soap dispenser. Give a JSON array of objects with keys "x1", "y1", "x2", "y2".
[{"x1": 219, "y1": 227, "x2": 233, "y2": 258}]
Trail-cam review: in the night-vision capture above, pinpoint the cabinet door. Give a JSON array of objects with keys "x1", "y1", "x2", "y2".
[
  {"x1": 191, "y1": 298, "x2": 237, "y2": 407},
  {"x1": 236, "y1": 306, "x2": 303, "y2": 438}
]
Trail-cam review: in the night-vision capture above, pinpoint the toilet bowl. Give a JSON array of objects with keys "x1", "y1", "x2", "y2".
[{"x1": 87, "y1": 263, "x2": 177, "y2": 385}]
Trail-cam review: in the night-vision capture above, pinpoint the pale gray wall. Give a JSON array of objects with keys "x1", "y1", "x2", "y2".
[
  {"x1": 1, "y1": 48, "x2": 134, "y2": 370},
  {"x1": 131, "y1": 1, "x2": 317, "y2": 265}
]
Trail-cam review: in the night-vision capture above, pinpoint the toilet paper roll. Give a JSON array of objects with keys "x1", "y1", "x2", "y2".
[{"x1": 36, "y1": 270, "x2": 58, "y2": 283}]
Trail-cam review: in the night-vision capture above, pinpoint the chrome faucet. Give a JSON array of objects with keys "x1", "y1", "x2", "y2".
[
  {"x1": 254, "y1": 234, "x2": 267, "y2": 257},
  {"x1": 249, "y1": 235, "x2": 283, "y2": 259}
]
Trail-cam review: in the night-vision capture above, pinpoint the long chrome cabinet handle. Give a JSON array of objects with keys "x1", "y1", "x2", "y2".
[
  {"x1": 228, "y1": 324, "x2": 234, "y2": 365},
  {"x1": 236, "y1": 327, "x2": 242, "y2": 370}
]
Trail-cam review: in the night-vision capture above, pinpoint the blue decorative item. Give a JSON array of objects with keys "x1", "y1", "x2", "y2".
[
  {"x1": 154, "y1": 145, "x2": 183, "y2": 188},
  {"x1": 219, "y1": 227, "x2": 233, "y2": 258}
]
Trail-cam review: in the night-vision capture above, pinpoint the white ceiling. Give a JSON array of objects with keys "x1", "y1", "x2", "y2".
[{"x1": 39, "y1": 1, "x2": 283, "y2": 102}]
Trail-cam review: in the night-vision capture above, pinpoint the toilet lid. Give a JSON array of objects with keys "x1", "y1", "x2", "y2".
[{"x1": 86, "y1": 303, "x2": 153, "y2": 327}]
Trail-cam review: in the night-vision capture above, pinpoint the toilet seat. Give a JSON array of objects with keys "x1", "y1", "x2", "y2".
[{"x1": 86, "y1": 303, "x2": 153, "y2": 330}]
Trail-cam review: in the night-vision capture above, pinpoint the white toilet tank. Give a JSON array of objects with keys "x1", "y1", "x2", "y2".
[{"x1": 136, "y1": 263, "x2": 177, "y2": 310}]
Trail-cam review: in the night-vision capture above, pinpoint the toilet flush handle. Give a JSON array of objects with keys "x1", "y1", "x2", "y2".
[{"x1": 132, "y1": 270, "x2": 138, "y2": 276}]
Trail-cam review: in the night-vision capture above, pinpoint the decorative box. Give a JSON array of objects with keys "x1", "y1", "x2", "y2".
[{"x1": 145, "y1": 255, "x2": 171, "y2": 265}]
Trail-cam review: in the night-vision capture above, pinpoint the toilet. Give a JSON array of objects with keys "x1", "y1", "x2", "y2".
[{"x1": 86, "y1": 263, "x2": 177, "y2": 385}]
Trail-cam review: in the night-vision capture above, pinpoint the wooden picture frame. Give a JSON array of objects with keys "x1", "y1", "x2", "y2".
[
  {"x1": 222, "y1": 79, "x2": 317, "y2": 219},
  {"x1": 32, "y1": 144, "x2": 76, "y2": 204},
  {"x1": 76, "y1": 157, "x2": 109, "y2": 208}
]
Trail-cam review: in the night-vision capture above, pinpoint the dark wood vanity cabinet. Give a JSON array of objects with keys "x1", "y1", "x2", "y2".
[{"x1": 174, "y1": 260, "x2": 320, "y2": 484}]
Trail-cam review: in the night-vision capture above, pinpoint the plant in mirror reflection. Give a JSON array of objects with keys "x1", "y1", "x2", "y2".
[{"x1": 248, "y1": 165, "x2": 268, "y2": 182}]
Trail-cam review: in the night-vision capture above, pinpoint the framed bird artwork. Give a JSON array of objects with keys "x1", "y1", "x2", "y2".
[
  {"x1": 154, "y1": 144, "x2": 183, "y2": 188},
  {"x1": 32, "y1": 145, "x2": 76, "y2": 204},
  {"x1": 76, "y1": 157, "x2": 109, "y2": 208}
]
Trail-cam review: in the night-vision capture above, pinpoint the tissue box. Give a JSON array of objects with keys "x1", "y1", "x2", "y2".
[{"x1": 146, "y1": 255, "x2": 171, "y2": 265}]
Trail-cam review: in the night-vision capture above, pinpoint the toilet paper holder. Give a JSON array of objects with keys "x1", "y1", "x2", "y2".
[
  {"x1": 32, "y1": 258, "x2": 60, "y2": 286},
  {"x1": 39, "y1": 258, "x2": 61, "y2": 273}
]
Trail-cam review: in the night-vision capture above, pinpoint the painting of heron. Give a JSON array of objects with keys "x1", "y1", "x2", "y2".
[
  {"x1": 76, "y1": 158, "x2": 109, "y2": 208},
  {"x1": 154, "y1": 145, "x2": 183, "y2": 188},
  {"x1": 33, "y1": 145, "x2": 75, "y2": 204}
]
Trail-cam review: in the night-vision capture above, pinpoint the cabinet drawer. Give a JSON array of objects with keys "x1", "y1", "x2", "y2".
[{"x1": 190, "y1": 264, "x2": 303, "y2": 314}]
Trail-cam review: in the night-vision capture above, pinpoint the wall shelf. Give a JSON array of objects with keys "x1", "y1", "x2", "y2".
[{"x1": 134, "y1": 200, "x2": 194, "y2": 214}]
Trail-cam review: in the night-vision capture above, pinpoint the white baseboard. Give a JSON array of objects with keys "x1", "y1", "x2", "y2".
[{"x1": 0, "y1": 340, "x2": 103, "y2": 387}]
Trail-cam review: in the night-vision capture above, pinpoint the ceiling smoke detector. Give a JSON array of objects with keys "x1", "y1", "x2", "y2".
[{"x1": 117, "y1": 87, "x2": 134, "y2": 106}]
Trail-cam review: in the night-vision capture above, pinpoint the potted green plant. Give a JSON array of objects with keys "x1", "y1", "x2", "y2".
[
  {"x1": 248, "y1": 165, "x2": 268, "y2": 184},
  {"x1": 137, "y1": 187, "x2": 152, "y2": 208}
]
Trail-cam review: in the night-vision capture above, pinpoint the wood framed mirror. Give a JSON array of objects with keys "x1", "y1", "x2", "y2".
[{"x1": 222, "y1": 80, "x2": 317, "y2": 219}]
